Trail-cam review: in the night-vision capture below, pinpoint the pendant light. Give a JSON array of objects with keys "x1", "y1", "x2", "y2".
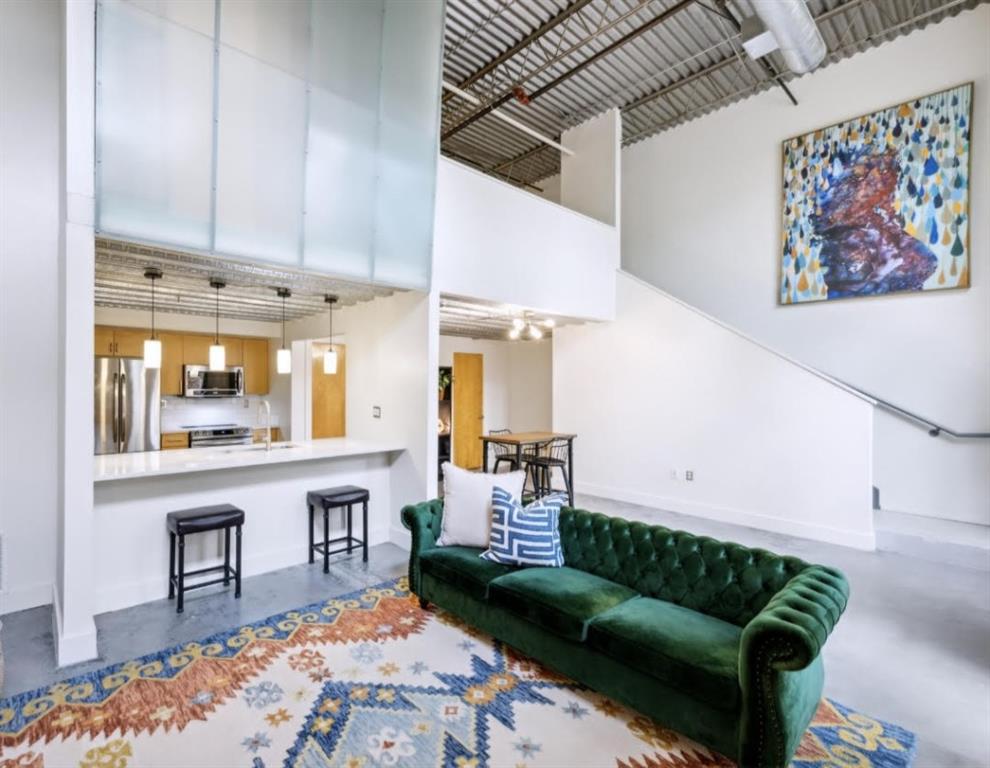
[
  {"x1": 276, "y1": 287, "x2": 291, "y2": 375},
  {"x1": 143, "y1": 267, "x2": 163, "y2": 369},
  {"x1": 209, "y1": 279, "x2": 226, "y2": 371},
  {"x1": 323, "y1": 294, "x2": 338, "y2": 374}
]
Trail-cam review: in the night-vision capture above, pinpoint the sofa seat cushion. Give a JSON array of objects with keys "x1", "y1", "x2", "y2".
[
  {"x1": 587, "y1": 597, "x2": 742, "y2": 711},
  {"x1": 420, "y1": 546, "x2": 518, "y2": 600},
  {"x1": 489, "y1": 567, "x2": 638, "y2": 642}
]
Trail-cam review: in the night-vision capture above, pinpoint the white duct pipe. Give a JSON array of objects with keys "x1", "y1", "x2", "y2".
[{"x1": 750, "y1": 0, "x2": 826, "y2": 74}]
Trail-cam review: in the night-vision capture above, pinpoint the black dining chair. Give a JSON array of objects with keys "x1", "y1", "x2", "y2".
[
  {"x1": 526, "y1": 438, "x2": 572, "y2": 500},
  {"x1": 489, "y1": 429, "x2": 518, "y2": 474}
]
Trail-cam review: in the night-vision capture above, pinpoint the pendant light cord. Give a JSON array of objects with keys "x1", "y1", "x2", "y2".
[
  {"x1": 215, "y1": 284, "x2": 220, "y2": 343},
  {"x1": 150, "y1": 277, "x2": 156, "y2": 340},
  {"x1": 282, "y1": 294, "x2": 287, "y2": 348}
]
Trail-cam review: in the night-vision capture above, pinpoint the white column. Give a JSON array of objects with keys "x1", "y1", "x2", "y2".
[
  {"x1": 55, "y1": 0, "x2": 98, "y2": 665},
  {"x1": 560, "y1": 108, "x2": 622, "y2": 228}
]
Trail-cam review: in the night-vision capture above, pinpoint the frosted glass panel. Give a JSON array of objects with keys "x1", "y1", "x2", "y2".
[
  {"x1": 303, "y1": 0, "x2": 383, "y2": 281},
  {"x1": 97, "y1": 0, "x2": 214, "y2": 248},
  {"x1": 215, "y1": 45, "x2": 306, "y2": 265},
  {"x1": 372, "y1": 0, "x2": 444, "y2": 290},
  {"x1": 220, "y1": 0, "x2": 309, "y2": 78},
  {"x1": 126, "y1": 0, "x2": 215, "y2": 37}
]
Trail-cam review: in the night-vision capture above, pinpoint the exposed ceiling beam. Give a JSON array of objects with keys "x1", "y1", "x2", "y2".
[
  {"x1": 622, "y1": 0, "x2": 867, "y2": 118},
  {"x1": 442, "y1": 0, "x2": 598, "y2": 103},
  {"x1": 713, "y1": 0, "x2": 797, "y2": 105},
  {"x1": 441, "y1": 0, "x2": 696, "y2": 144}
]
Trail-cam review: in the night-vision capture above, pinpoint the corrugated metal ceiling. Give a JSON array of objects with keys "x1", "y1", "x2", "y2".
[{"x1": 441, "y1": 0, "x2": 983, "y2": 190}]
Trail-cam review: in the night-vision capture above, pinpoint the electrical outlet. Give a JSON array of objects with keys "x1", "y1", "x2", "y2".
[
  {"x1": 685, "y1": 470, "x2": 694, "y2": 481},
  {"x1": 372, "y1": 406, "x2": 381, "y2": 419}
]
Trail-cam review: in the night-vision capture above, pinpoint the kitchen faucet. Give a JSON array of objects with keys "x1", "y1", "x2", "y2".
[{"x1": 258, "y1": 400, "x2": 272, "y2": 452}]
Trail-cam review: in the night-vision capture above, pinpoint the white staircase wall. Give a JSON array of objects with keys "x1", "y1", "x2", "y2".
[
  {"x1": 553, "y1": 272, "x2": 876, "y2": 549},
  {"x1": 619, "y1": 6, "x2": 989, "y2": 527}
]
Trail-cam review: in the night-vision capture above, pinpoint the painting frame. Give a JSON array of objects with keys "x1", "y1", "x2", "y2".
[{"x1": 778, "y1": 82, "x2": 973, "y2": 306}]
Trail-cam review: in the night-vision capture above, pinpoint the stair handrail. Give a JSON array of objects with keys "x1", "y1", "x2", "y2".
[
  {"x1": 617, "y1": 271, "x2": 990, "y2": 440},
  {"x1": 833, "y1": 380, "x2": 990, "y2": 439}
]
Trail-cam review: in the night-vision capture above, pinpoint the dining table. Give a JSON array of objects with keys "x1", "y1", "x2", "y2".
[{"x1": 479, "y1": 431, "x2": 576, "y2": 506}]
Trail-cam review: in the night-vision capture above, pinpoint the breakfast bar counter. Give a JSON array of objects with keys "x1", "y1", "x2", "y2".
[
  {"x1": 94, "y1": 438, "x2": 404, "y2": 482},
  {"x1": 93, "y1": 439, "x2": 406, "y2": 615}
]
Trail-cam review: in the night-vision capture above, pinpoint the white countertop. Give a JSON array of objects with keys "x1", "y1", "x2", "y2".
[{"x1": 94, "y1": 438, "x2": 404, "y2": 482}]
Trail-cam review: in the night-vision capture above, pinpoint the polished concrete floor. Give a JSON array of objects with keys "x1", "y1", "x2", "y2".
[{"x1": 2, "y1": 495, "x2": 988, "y2": 767}]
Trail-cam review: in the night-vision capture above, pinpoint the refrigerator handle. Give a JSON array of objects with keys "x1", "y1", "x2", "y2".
[
  {"x1": 112, "y1": 371, "x2": 119, "y2": 445},
  {"x1": 119, "y1": 371, "x2": 127, "y2": 451}
]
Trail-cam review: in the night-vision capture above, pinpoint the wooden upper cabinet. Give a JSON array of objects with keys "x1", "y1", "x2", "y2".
[
  {"x1": 94, "y1": 326, "x2": 115, "y2": 356},
  {"x1": 181, "y1": 334, "x2": 212, "y2": 366},
  {"x1": 159, "y1": 332, "x2": 184, "y2": 396},
  {"x1": 243, "y1": 337, "x2": 270, "y2": 395},
  {"x1": 221, "y1": 336, "x2": 243, "y2": 366},
  {"x1": 113, "y1": 327, "x2": 149, "y2": 358}
]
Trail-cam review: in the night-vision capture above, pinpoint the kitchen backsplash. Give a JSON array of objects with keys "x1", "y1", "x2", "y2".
[{"x1": 160, "y1": 396, "x2": 287, "y2": 433}]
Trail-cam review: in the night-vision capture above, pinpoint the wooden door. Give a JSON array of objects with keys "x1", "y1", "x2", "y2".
[
  {"x1": 311, "y1": 343, "x2": 346, "y2": 438},
  {"x1": 159, "y1": 332, "x2": 184, "y2": 395},
  {"x1": 243, "y1": 337, "x2": 270, "y2": 394},
  {"x1": 453, "y1": 352, "x2": 484, "y2": 469},
  {"x1": 113, "y1": 328, "x2": 148, "y2": 357},
  {"x1": 221, "y1": 336, "x2": 243, "y2": 366},
  {"x1": 182, "y1": 334, "x2": 212, "y2": 365}
]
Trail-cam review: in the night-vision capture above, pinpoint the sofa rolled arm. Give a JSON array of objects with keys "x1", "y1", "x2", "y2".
[
  {"x1": 400, "y1": 499, "x2": 443, "y2": 595},
  {"x1": 741, "y1": 565, "x2": 849, "y2": 672},
  {"x1": 738, "y1": 565, "x2": 849, "y2": 767}
]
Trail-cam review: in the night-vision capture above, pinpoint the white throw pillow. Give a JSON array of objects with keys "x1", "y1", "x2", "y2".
[{"x1": 438, "y1": 462, "x2": 525, "y2": 548}]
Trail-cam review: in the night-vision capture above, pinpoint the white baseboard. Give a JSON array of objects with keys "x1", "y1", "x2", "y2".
[
  {"x1": 51, "y1": 584, "x2": 98, "y2": 667},
  {"x1": 95, "y1": 526, "x2": 389, "y2": 615},
  {"x1": 1, "y1": 581, "x2": 54, "y2": 616},
  {"x1": 576, "y1": 481, "x2": 877, "y2": 551},
  {"x1": 389, "y1": 525, "x2": 411, "y2": 550}
]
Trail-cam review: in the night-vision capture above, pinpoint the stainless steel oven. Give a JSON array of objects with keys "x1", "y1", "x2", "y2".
[{"x1": 182, "y1": 365, "x2": 245, "y2": 398}]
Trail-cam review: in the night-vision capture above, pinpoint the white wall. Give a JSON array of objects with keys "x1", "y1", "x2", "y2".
[
  {"x1": 286, "y1": 290, "x2": 435, "y2": 538},
  {"x1": 555, "y1": 273, "x2": 876, "y2": 549},
  {"x1": 438, "y1": 335, "x2": 553, "y2": 437},
  {"x1": 94, "y1": 307, "x2": 291, "y2": 434},
  {"x1": 621, "y1": 7, "x2": 990, "y2": 526},
  {"x1": 0, "y1": 0, "x2": 62, "y2": 615},
  {"x1": 433, "y1": 157, "x2": 619, "y2": 321}
]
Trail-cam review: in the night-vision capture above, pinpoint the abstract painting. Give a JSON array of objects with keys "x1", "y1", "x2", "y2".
[{"x1": 780, "y1": 83, "x2": 972, "y2": 304}]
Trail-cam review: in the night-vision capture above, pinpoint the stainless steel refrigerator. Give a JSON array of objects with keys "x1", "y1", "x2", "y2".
[{"x1": 95, "y1": 357, "x2": 161, "y2": 454}]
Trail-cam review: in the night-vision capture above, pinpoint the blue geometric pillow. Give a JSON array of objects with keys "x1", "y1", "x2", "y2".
[{"x1": 480, "y1": 486, "x2": 566, "y2": 567}]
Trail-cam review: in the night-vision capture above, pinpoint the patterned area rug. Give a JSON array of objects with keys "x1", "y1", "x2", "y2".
[{"x1": 0, "y1": 578, "x2": 915, "y2": 768}]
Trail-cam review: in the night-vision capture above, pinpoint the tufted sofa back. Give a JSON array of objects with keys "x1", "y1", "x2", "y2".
[{"x1": 558, "y1": 508, "x2": 809, "y2": 627}]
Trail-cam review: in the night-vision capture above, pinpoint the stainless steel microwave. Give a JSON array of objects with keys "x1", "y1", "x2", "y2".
[{"x1": 182, "y1": 365, "x2": 244, "y2": 398}]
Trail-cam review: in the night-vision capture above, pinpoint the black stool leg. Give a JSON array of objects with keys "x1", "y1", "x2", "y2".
[
  {"x1": 168, "y1": 532, "x2": 176, "y2": 600},
  {"x1": 362, "y1": 499, "x2": 368, "y2": 562},
  {"x1": 235, "y1": 524, "x2": 242, "y2": 598},
  {"x1": 323, "y1": 506, "x2": 330, "y2": 574},
  {"x1": 177, "y1": 534, "x2": 185, "y2": 614},
  {"x1": 224, "y1": 527, "x2": 231, "y2": 586},
  {"x1": 346, "y1": 503, "x2": 353, "y2": 555},
  {"x1": 308, "y1": 503, "x2": 315, "y2": 564}
]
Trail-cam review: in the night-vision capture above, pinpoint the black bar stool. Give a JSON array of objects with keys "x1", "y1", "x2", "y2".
[
  {"x1": 307, "y1": 485, "x2": 369, "y2": 572},
  {"x1": 167, "y1": 504, "x2": 244, "y2": 614}
]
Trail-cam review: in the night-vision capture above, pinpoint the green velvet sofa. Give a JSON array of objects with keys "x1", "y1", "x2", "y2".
[{"x1": 402, "y1": 501, "x2": 849, "y2": 768}]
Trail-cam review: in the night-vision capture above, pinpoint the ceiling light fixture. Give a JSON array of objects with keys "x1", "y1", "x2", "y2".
[
  {"x1": 143, "y1": 267, "x2": 163, "y2": 369},
  {"x1": 323, "y1": 294, "x2": 338, "y2": 375},
  {"x1": 508, "y1": 327, "x2": 521, "y2": 340},
  {"x1": 276, "y1": 287, "x2": 291, "y2": 375},
  {"x1": 542, "y1": 318, "x2": 556, "y2": 328},
  {"x1": 528, "y1": 324, "x2": 543, "y2": 340},
  {"x1": 512, "y1": 317, "x2": 526, "y2": 331},
  {"x1": 209, "y1": 279, "x2": 226, "y2": 371}
]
